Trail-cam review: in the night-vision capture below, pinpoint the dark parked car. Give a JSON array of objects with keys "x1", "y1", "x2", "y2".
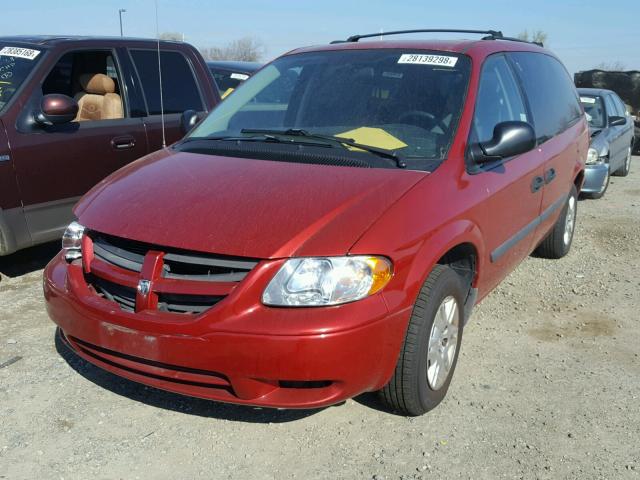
[
  {"x1": 207, "y1": 60, "x2": 261, "y2": 97},
  {"x1": 0, "y1": 36, "x2": 219, "y2": 256},
  {"x1": 577, "y1": 88, "x2": 635, "y2": 199},
  {"x1": 45, "y1": 29, "x2": 587, "y2": 416}
]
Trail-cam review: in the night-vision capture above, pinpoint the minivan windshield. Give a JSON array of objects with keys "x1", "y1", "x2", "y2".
[
  {"x1": 188, "y1": 49, "x2": 471, "y2": 170},
  {"x1": 579, "y1": 95, "x2": 605, "y2": 129},
  {"x1": 0, "y1": 45, "x2": 43, "y2": 113}
]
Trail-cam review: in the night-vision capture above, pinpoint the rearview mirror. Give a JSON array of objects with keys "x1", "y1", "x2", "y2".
[
  {"x1": 608, "y1": 116, "x2": 626, "y2": 127},
  {"x1": 35, "y1": 94, "x2": 78, "y2": 126},
  {"x1": 474, "y1": 121, "x2": 536, "y2": 163},
  {"x1": 180, "y1": 109, "x2": 199, "y2": 135}
]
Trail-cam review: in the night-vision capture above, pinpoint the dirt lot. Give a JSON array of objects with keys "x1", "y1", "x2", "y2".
[{"x1": 1, "y1": 158, "x2": 639, "y2": 480}]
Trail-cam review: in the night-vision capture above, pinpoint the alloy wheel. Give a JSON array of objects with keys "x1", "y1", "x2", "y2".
[
  {"x1": 563, "y1": 195, "x2": 576, "y2": 246},
  {"x1": 427, "y1": 295, "x2": 459, "y2": 390}
]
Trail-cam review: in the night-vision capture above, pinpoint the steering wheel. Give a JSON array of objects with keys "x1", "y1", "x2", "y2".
[{"x1": 398, "y1": 110, "x2": 450, "y2": 135}]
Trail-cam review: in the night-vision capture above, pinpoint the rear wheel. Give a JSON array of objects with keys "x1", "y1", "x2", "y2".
[
  {"x1": 534, "y1": 185, "x2": 578, "y2": 259},
  {"x1": 379, "y1": 265, "x2": 465, "y2": 416},
  {"x1": 613, "y1": 146, "x2": 632, "y2": 177}
]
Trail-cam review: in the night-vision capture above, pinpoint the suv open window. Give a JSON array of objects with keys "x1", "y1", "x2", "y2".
[
  {"x1": 42, "y1": 50, "x2": 125, "y2": 121},
  {"x1": 472, "y1": 55, "x2": 528, "y2": 144},
  {"x1": 130, "y1": 50, "x2": 204, "y2": 115}
]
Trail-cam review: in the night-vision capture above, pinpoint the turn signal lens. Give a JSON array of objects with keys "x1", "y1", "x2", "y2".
[{"x1": 262, "y1": 255, "x2": 393, "y2": 307}]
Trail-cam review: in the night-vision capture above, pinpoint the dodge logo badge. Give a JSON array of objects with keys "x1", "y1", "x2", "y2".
[{"x1": 137, "y1": 279, "x2": 151, "y2": 296}]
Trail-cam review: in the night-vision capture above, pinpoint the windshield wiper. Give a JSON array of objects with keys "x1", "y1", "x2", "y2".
[
  {"x1": 179, "y1": 134, "x2": 331, "y2": 148},
  {"x1": 241, "y1": 128, "x2": 407, "y2": 168}
]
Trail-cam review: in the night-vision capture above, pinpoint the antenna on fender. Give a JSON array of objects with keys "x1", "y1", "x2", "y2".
[{"x1": 154, "y1": 0, "x2": 166, "y2": 148}]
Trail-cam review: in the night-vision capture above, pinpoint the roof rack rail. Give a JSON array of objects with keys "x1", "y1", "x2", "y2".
[{"x1": 330, "y1": 29, "x2": 543, "y2": 47}]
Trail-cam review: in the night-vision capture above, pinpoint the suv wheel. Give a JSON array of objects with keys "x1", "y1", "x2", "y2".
[
  {"x1": 379, "y1": 265, "x2": 465, "y2": 416},
  {"x1": 613, "y1": 146, "x2": 632, "y2": 177},
  {"x1": 534, "y1": 184, "x2": 578, "y2": 259}
]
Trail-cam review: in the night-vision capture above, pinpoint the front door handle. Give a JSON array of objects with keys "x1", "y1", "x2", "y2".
[
  {"x1": 544, "y1": 168, "x2": 556, "y2": 184},
  {"x1": 111, "y1": 135, "x2": 136, "y2": 150},
  {"x1": 531, "y1": 175, "x2": 544, "y2": 193}
]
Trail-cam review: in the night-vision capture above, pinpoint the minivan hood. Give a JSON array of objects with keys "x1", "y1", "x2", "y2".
[{"x1": 75, "y1": 149, "x2": 425, "y2": 258}]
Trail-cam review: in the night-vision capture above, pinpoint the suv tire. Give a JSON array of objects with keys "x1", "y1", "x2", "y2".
[
  {"x1": 534, "y1": 184, "x2": 578, "y2": 259},
  {"x1": 379, "y1": 265, "x2": 465, "y2": 416}
]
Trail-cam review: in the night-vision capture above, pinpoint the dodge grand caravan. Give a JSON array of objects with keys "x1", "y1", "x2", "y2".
[{"x1": 45, "y1": 30, "x2": 588, "y2": 416}]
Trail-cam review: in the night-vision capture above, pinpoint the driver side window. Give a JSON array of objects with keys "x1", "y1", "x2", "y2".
[
  {"x1": 473, "y1": 55, "x2": 528, "y2": 143},
  {"x1": 42, "y1": 50, "x2": 125, "y2": 122}
]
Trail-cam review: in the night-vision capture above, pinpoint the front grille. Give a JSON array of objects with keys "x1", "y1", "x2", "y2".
[{"x1": 84, "y1": 231, "x2": 259, "y2": 315}]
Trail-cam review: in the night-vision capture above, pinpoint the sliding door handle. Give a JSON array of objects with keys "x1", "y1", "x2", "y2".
[{"x1": 544, "y1": 168, "x2": 556, "y2": 184}]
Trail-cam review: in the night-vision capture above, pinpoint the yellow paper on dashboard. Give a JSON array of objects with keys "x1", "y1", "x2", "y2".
[{"x1": 336, "y1": 127, "x2": 407, "y2": 151}]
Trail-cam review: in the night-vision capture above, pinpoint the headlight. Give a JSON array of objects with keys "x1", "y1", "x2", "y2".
[
  {"x1": 62, "y1": 221, "x2": 85, "y2": 261},
  {"x1": 262, "y1": 256, "x2": 393, "y2": 307},
  {"x1": 586, "y1": 148, "x2": 599, "y2": 165}
]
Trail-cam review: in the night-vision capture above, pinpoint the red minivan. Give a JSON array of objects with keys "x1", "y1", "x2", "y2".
[{"x1": 44, "y1": 30, "x2": 588, "y2": 415}]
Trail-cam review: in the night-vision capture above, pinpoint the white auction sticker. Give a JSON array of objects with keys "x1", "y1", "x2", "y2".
[
  {"x1": 580, "y1": 96, "x2": 596, "y2": 104},
  {"x1": 398, "y1": 54, "x2": 458, "y2": 67},
  {"x1": 0, "y1": 46, "x2": 41, "y2": 60},
  {"x1": 230, "y1": 72, "x2": 249, "y2": 80}
]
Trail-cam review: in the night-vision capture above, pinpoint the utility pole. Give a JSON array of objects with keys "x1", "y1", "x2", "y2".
[{"x1": 119, "y1": 9, "x2": 126, "y2": 37}]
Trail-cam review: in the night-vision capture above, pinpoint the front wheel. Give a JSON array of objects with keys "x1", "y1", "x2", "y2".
[
  {"x1": 613, "y1": 146, "x2": 632, "y2": 177},
  {"x1": 379, "y1": 265, "x2": 465, "y2": 416},
  {"x1": 534, "y1": 184, "x2": 578, "y2": 259}
]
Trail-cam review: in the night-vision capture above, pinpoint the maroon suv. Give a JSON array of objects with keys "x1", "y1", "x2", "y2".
[{"x1": 0, "y1": 36, "x2": 218, "y2": 256}]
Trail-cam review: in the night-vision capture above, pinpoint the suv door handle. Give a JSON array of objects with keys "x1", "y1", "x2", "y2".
[
  {"x1": 531, "y1": 175, "x2": 544, "y2": 193},
  {"x1": 544, "y1": 168, "x2": 556, "y2": 184},
  {"x1": 111, "y1": 135, "x2": 136, "y2": 150}
]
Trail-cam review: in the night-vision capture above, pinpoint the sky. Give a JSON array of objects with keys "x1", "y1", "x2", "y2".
[{"x1": 4, "y1": 0, "x2": 639, "y2": 74}]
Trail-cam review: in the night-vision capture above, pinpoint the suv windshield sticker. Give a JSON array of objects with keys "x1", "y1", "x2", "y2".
[
  {"x1": 398, "y1": 54, "x2": 458, "y2": 67},
  {"x1": 0, "y1": 46, "x2": 40, "y2": 60},
  {"x1": 230, "y1": 72, "x2": 249, "y2": 80},
  {"x1": 580, "y1": 96, "x2": 596, "y2": 104}
]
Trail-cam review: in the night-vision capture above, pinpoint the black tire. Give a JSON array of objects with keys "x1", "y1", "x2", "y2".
[
  {"x1": 582, "y1": 164, "x2": 609, "y2": 199},
  {"x1": 613, "y1": 146, "x2": 632, "y2": 177},
  {"x1": 534, "y1": 184, "x2": 578, "y2": 259},
  {"x1": 379, "y1": 265, "x2": 465, "y2": 416}
]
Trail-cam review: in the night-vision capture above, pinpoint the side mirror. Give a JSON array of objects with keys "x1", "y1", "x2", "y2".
[
  {"x1": 474, "y1": 121, "x2": 536, "y2": 163},
  {"x1": 35, "y1": 94, "x2": 78, "y2": 126},
  {"x1": 608, "y1": 116, "x2": 626, "y2": 127},
  {"x1": 180, "y1": 109, "x2": 199, "y2": 135}
]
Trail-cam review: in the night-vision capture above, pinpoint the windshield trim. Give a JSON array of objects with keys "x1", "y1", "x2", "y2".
[{"x1": 0, "y1": 42, "x2": 48, "y2": 115}]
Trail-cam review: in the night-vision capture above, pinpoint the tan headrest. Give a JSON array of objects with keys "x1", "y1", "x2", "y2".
[{"x1": 79, "y1": 73, "x2": 115, "y2": 94}]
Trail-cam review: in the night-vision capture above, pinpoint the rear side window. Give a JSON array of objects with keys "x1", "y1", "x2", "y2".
[
  {"x1": 130, "y1": 50, "x2": 203, "y2": 115},
  {"x1": 509, "y1": 52, "x2": 582, "y2": 143},
  {"x1": 473, "y1": 55, "x2": 528, "y2": 143}
]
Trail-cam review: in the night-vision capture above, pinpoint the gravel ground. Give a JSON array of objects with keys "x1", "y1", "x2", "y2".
[{"x1": 1, "y1": 158, "x2": 639, "y2": 480}]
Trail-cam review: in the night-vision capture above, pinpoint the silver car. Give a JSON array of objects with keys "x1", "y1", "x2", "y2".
[{"x1": 578, "y1": 88, "x2": 635, "y2": 199}]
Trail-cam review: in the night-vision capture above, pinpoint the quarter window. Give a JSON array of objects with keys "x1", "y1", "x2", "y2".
[
  {"x1": 509, "y1": 52, "x2": 582, "y2": 143},
  {"x1": 473, "y1": 55, "x2": 528, "y2": 144},
  {"x1": 130, "y1": 50, "x2": 203, "y2": 115}
]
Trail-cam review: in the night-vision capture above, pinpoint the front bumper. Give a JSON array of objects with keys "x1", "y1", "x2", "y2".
[
  {"x1": 44, "y1": 254, "x2": 410, "y2": 409},
  {"x1": 581, "y1": 163, "x2": 609, "y2": 194}
]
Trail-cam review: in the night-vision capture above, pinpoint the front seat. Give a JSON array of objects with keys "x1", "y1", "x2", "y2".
[{"x1": 74, "y1": 73, "x2": 123, "y2": 121}]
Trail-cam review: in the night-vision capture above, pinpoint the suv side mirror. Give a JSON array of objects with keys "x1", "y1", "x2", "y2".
[
  {"x1": 474, "y1": 121, "x2": 536, "y2": 163},
  {"x1": 35, "y1": 94, "x2": 78, "y2": 126},
  {"x1": 180, "y1": 109, "x2": 199, "y2": 135},
  {"x1": 608, "y1": 116, "x2": 626, "y2": 127}
]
